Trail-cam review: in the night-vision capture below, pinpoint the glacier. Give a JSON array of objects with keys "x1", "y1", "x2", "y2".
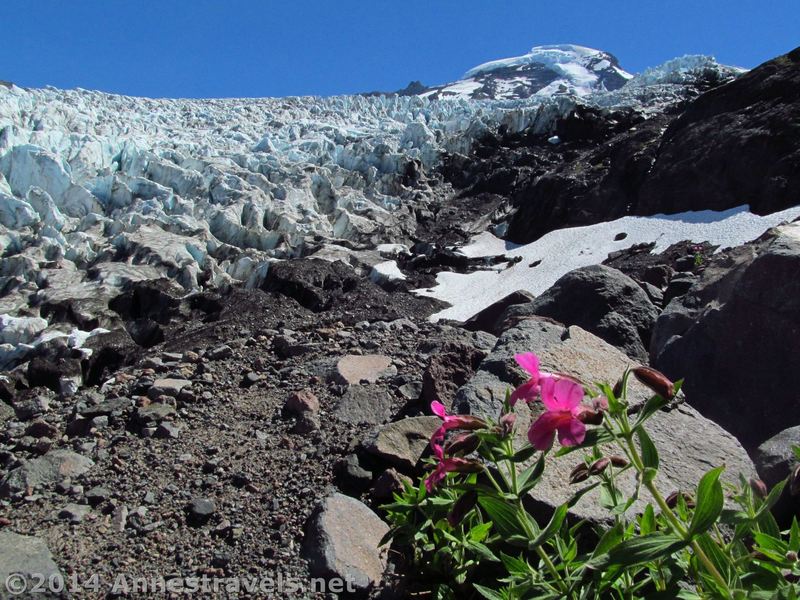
[{"x1": 0, "y1": 50, "x2": 747, "y2": 366}]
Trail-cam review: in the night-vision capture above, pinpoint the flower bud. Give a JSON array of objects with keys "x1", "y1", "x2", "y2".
[
  {"x1": 791, "y1": 464, "x2": 800, "y2": 497},
  {"x1": 609, "y1": 455, "x2": 629, "y2": 468},
  {"x1": 589, "y1": 457, "x2": 611, "y2": 476},
  {"x1": 570, "y1": 463, "x2": 590, "y2": 484},
  {"x1": 665, "y1": 490, "x2": 695, "y2": 509},
  {"x1": 447, "y1": 491, "x2": 478, "y2": 528},
  {"x1": 749, "y1": 478, "x2": 768, "y2": 499},
  {"x1": 499, "y1": 412, "x2": 516, "y2": 436},
  {"x1": 449, "y1": 458, "x2": 485, "y2": 474},
  {"x1": 444, "y1": 432, "x2": 480, "y2": 456},
  {"x1": 577, "y1": 407, "x2": 604, "y2": 425},
  {"x1": 786, "y1": 551, "x2": 798, "y2": 563},
  {"x1": 632, "y1": 367, "x2": 676, "y2": 399},
  {"x1": 612, "y1": 378, "x2": 625, "y2": 399},
  {"x1": 455, "y1": 415, "x2": 489, "y2": 432}
]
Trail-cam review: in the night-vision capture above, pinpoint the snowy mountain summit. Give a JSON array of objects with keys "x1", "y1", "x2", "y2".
[{"x1": 418, "y1": 44, "x2": 633, "y2": 100}]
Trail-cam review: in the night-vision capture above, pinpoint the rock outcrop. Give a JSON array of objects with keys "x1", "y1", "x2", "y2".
[{"x1": 651, "y1": 223, "x2": 800, "y2": 449}]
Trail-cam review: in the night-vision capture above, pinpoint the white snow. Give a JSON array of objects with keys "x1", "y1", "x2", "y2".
[
  {"x1": 415, "y1": 206, "x2": 800, "y2": 322},
  {"x1": 369, "y1": 260, "x2": 407, "y2": 284}
]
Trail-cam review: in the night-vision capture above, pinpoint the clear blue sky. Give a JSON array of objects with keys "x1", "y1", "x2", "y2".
[{"x1": 2, "y1": 1, "x2": 798, "y2": 98}]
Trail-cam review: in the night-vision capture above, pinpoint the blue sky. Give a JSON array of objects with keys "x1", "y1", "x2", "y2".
[{"x1": 2, "y1": 1, "x2": 798, "y2": 98}]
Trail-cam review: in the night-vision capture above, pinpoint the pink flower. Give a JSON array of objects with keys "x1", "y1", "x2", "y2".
[
  {"x1": 528, "y1": 375, "x2": 587, "y2": 450},
  {"x1": 510, "y1": 352, "x2": 546, "y2": 406},
  {"x1": 425, "y1": 456, "x2": 483, "y2": 492},
  {"x1": 429, "y1": 401, "x2": 485, "y2": 458}
]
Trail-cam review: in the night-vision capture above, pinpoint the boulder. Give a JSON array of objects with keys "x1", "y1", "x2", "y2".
[
  {"x1": 1, "y1": 449, "x2": 94, "y2": 497},
  {"x1": 0, "y1": 531, "x2": 65, "y2": 600},
  {"x1": 637, "y1": 46, "x2": 800, "y2": 217},
  {"x1": 754, "y1": 426, "x2": 800, "y2": 525},
  {"x1": 334, "y1": 385, "x2": 393, "y2": 425},
  {"x1": 651, "y1": 223, "x2": 800, "y2": 449},
  {"x1": 497, "y1": 265, "x2": 658, "y2": 362},
  {"x1": 335, "y1": 355, "x2": 396, "y2": 386},
  {"x1": 461, "y1": 289, "x2": 535, "y2": 335},
  {"x1": 455, "y1": 317, "x2": 755, "y2": 524},
  {"x1": 303, "y1": 493, "x2": 389, "y2": 591},
  {"x1": 363, "y1": 416, "x2": 441, "y2": 471}
]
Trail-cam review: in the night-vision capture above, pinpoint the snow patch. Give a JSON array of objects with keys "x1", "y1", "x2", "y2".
[{"x1": 415, "y1": 206, "x2": 800, "y2": 322}]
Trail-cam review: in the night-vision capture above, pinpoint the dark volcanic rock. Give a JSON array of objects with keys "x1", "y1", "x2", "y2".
[
  {"x1": 754, "y1": 426, "x2": 800, "y2": 524},
  {"x1": 638, "y1": 46, "x2": 800, "y2": 217},
  {"x1": 497, "y1": 265, "x2": 659, "y2": 362},
  {"x1": 651, "y1": 223, "x2": 800, "y2": 448},
  {"x1": 461, "y1": 289, "x2": 535, "y2": 335},
  {"x1": 1, "y1": 449, "x2": 94, "y2": 497},
  {"x1": 261, "y1": 259, "x2": 360, "y2": 312}
]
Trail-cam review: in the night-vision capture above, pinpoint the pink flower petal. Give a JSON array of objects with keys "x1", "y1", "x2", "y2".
[
  {"x1": 555, "y1": 377, "x2": 584, "y2": 411},
  {"x1": 514, "y1": 352, "x2": 540, "y2": 378},
  {"x1": 510, "y1": 380, "x2": 538, "y2": 406},
  {"x1": 557, "y1": 417, "x2": 586, "y2": 447},
  {"x1": 539, "y1": 376, "x2": 563, "y2": 411},
  {"x1": 431, "y1": 400, "x2": 447, "y2": 419},
  {"x1": 528, "y1": 412, "x2": 560, "y2": 451}
]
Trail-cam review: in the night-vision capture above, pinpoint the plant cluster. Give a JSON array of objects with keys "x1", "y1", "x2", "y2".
[{"x1": 383, "y1": 352, "x2": 800, "y2": 599}]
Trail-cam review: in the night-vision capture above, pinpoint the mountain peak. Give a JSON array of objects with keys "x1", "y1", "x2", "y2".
[{"x1": 419, "y1": 43, "x2": 632, "y2": 101}]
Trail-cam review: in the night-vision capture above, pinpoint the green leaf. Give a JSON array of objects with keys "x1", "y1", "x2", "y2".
[
  {"x1": 633, "y1": 392, "x2": 670, "y2": 429},
  {"x1": 528, "y1": 504, "x2": 568, "y2": 551},
  {"x1": 516, "y1": 454, "x2": 546, "y2": 494},
  {"x1": 756, "y1": 479, "x2": 787, "y2": 517},
  {"x1": 473, "y1": 584, "x2": 505, "y2": 600},
  {"x1": 689, "y1": 466, "x2": 725, "y2": 538},
  {"x1": 640, "y1": 504, "x2": 656, "y2": 535},
  {"x1": 499, "y1": 552, "x2": 530, "y2": 576},
  {"x1": 554, "y1": 427, "x2": 615, "y2": 456},
  {"x1": 468, "y1": 521, "x2": 493, "y2": 543},
  {"x1": 589, "y1": 533, "x2": 687, "y2": 569},
  {"x1": 478, "y1": 494, "x2": 522, "y2": 538},
  {"x1": 637, "y1": 427, "x2": 659, "y2": 471},
  {"x1": 512, "y1": 443, "x2": 538, "y2": 463},
  {"x1": 467, "y1": 541, "x2": 500, "y2": 562},
  {"x1": 789, "y1": 518, "x2": 800, "y2": 552}
]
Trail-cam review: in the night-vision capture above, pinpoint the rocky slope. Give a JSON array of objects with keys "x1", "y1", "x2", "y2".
[{"x1": 0, "y1": 44, "x2": 799, "y2": 598}]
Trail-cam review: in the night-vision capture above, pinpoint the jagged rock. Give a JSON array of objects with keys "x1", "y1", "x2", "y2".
[
  {"x1": 456, "y1": 317, "x2": 755, "y2": 525},
  {"x1": 334, "y1": 454, "x2": 373, "y2": 496},
  {"x1": 651, "y1": 223, "x2": 800, "y2": 448},
  {"x1": 147, "y1": 378, "x2": 191, "y2": 399},
  {"x1": 0, "y1": 531, "x2": 65, "y2": 599},
  {"x1": 0, "y1": 401, "x2": 13, "y2": 426},
  {"x1": 283, "y1": 389, "x2": 319, "y2": 417},
  {"x1": 0, "y1": 449, "x2": 94, "y2": 497},
  {"x1": 363, "y1": 416, "x2": 440, "y2": 471},
  {"x1": 187, "y1": 497, "x2": 216, "y2": 525},
  {"x1": 455, "y1": 317, "x2": 655, "y2": 418},
  {"x1": 134, "y1": 403, "x2": 177, "y2": 427},
  {"x1": 754, "y1": 426, "x2": 800, "y2": 524},
  {"x1": 638, "y1": 46, "x2": 800, "y2": 217},
  {"x1": 370, "y1": 468, "x2": 412, "y2": 503},
  {"x1": 335, "y1": 354, "x2": 396, "y2": 386},
  {"x1": 334, "y1": 385, "x2": 393, "y2": 425},
  {"x1": 497, "y1": 265, "x2": 658, "y2": 362},
  {"x1": 262, "y1": 259, "x2": 361, "y2": 312},
  {"x1": 58, "y1": 503, "x2": 91, "y2": 523},
  {"x1": 303, "y1": 493, "x2": 389, "y2": 591},
  {"x1": 461, "y1": 289, "x2": 535, "y2": 335},
  {"x1": 421, "y1": 344, "x2": 487, "y2": 409}
]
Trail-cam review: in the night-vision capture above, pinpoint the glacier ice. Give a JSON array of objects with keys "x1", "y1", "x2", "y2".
[{"x1": 0, "y1": 51, "x2": 744, "y2": 364}]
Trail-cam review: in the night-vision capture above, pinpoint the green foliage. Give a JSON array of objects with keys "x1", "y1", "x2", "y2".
[{"x1": 381, "y1": 364, "x2": 800, "y2": 599}]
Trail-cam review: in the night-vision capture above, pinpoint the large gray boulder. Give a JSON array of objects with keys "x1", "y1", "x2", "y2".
[
  {"x1": 498, "y1": 265, "x2": 658, "y2": 362},
  {"x1": 651, "y1": 223, "x2": 800, "y2": 449},
  {"x1": 0, "y1": 531, "x2": 65, "y2": 599},
  {"x1": 0, "y1": 449, "x2": 94, "y2": 497},
  {"x1": 754, "y1": 426, "x2": 800, "y2": 525},
  {"x1": 455, "y1": 317, "x2": 755, "y2": 525},
  {"x1": 303, "y1": 493, "x2": 389, "y2": 591}
]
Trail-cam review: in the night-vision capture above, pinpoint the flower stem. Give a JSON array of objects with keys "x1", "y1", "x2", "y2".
[{"x1": 622, "y1": 432, "x2": 732, "y2": 598}]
